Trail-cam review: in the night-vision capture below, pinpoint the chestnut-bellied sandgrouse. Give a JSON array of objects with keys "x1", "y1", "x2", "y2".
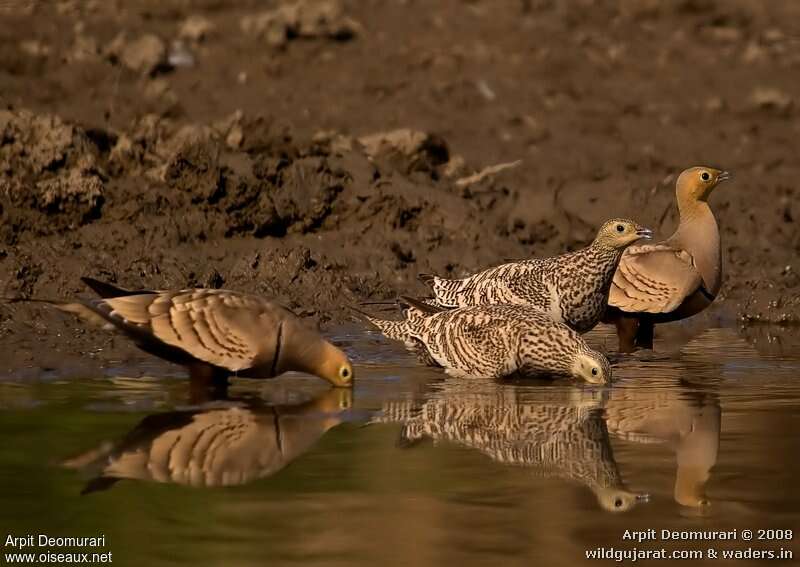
[
  {"x1": 363, "y1": 298, "x2": 611, "y2": 384},
  {"x1": 419, "y1": 219, "x2": 652, "y2": 334},
  {"x1": 6, "y1": 277, "x2": 354, "y2": 389},
  {"x1": 603, "y1": 167, "x2": 731, "y2": 352}
]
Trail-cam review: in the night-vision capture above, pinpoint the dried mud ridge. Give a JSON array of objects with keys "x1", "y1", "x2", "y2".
[{"x1": 1, "y1": 107, "x2": 797, "y2": 334}]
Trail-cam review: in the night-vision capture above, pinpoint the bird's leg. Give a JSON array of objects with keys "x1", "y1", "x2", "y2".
[
  {"x1": 188, "y1": 363, "x2": 230, "y2": 403},
  {"x1": 634, "y1": 319, "x2": 655, "y2": 350},
  {"x1": 615, "y1": 316, "x2": 639, "y2": 354}
]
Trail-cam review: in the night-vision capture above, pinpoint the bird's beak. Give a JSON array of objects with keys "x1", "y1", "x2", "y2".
[
  {"x1": 635, "y1": 226, "x2": 653, "y2": 239},
  {"x1": 636, "y1": 493, "x2": 651, "y2": 503},
  {"x1": 717, "y1": 170, "x2": 732, "y2": 183}
]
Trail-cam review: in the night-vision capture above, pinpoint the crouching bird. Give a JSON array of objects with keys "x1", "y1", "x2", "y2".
[
  {"x1": 603, "y1": 167, "x2": 731, "y2": 352},
  {"x1": 5, "y1": 277, "x2": 354, "y2": 390},
  {"x1": 361, "y1": 298, "x2": 612, "y2": 384}
]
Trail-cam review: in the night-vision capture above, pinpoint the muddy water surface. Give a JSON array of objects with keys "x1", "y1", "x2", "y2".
[{"x1": 0, "y1": 324, "x2": 799, "y2": 566}]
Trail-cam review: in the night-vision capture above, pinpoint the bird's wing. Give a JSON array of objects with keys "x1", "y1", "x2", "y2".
[
  {"x1": 87, "y1": 290, "x2": 288, "y2": 371},
  {"x1": 609, "y1": 244, "x2": 702, "y2": 314},
  {"x1": 440, "y1": 311, "x2": 519, "y2": 378}
]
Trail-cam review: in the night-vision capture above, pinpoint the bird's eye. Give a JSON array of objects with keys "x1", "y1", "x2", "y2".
[
  {"x1": 700, "y1": 171, "x2": 710, "y2": 181},
  {"x1": 340, "y1": 367, "x2": 351, "y2": 379},
  {"x1": 591, "y1": 367, "x2": 599, "y2": 376},
  {"x1": 616, "y1": 224, "x2": 625, "y2": 233},
  {"x1": 615, "y1": 498, "x2": 623, "y2": 508}
]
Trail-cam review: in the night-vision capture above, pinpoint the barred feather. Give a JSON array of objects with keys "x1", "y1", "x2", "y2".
[
  {"x1": 366, "y1": 304, "x2": 611, "y2": 383},
  {"x1": 421, "y1": 219, "x2": 649, "y2": 333}
]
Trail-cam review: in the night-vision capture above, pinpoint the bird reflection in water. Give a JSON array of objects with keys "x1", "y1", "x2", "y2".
[
  {"x1": 605, "y1": 376, "x2": 720, "y2": 510},
  {"x1": 62, "y1": 387, "x2": 352, "y2": 493},
  {"x1": 376, "y1": 380, "x2": 647, "y2": 513}
]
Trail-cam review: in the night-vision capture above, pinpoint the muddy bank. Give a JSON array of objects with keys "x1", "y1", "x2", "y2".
[{"x1": 1, "y1": 0, "x2": 799, "y2": 370}]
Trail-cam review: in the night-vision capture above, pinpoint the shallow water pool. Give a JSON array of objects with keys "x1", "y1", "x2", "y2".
[{"x1": 0, "y1": 321, "x2": 798, "y2": 566}]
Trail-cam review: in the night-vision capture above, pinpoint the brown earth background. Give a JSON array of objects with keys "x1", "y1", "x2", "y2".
[{"x1": 1, "y1": 0, "x2": 799, "y2": 370}]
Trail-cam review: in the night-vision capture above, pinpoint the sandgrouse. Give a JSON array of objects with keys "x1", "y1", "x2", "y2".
[
  {"x1": 603, "y1": 167, "x2": 731, "y2": 352},
  {"x1": 9, "y1": 277, "x2": 354, "y2": 389},
  {"x1": 419, "y1": 219, "x2": 652, "y2": 333},
  {"x1": 364, "y1": 298, "x2": 612, "y2": 384}
]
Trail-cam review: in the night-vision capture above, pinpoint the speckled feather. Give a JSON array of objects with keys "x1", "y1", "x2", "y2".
[
  {"x1": 366, "y1": 304, "x2": 609, "y2": 380},
  {"x1": 422, "y1": 220, "x2": 644, "y2": 333}
]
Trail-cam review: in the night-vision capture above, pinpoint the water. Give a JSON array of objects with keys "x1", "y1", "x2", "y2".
[{"x1": 1, "y1": 322, "x2": 799, "y2": 566}]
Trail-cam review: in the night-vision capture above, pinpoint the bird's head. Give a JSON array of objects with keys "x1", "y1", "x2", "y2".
[
  {"x1": 676, "y1": 166, "x2": 731, "y2": 204},
  {"x1": 312, "y1": 342, "x2": 355, "y2": 388},
  {"x1": 595, "y1": 487, "x2": 649, "y2": 513},
  {"x1": 594, "y1": 219, "x2": 653, "y2": 250},
  {"x1": 674, "y1": 465, "x2": 712, "y2": 508},
  {"x1": 281, "y1": 320, "x2": 355, "y2": 388},
  {"x1": 571, "y1": 348, "x2": 612, "y2": 384}
]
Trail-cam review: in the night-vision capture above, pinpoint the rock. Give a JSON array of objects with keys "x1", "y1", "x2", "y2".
[
  {"x1": 18, "y1": 40, "x2": 50, "y2": 58},
  {"x1": 708, "y1": 26, "x2": 743, "y2": 43},
  {"x1": 441, "y1": 155, "x2": 466, "y2": 178},
  {"x1": 68, "y1": 34, "x2": 100, "y2": 63},
  {"x1": 163, "y1": 137, "x2": 223, "y2": 203},
  {"x1": 751, "y1": 87, "x2": 793, "y2": 115},
  {"x1": 120, "y1": 34, "x2": 167, "y2": 75},
  {"x1": 0, "y1": 110, "x2": 90, "y2": 177},
  {"x1": 359, "y1": 128, "x2": 449, "y2": 174},
  {"x1": 312, "y1": 130, "x2": 354, "y2": 154},
  {"x1": 35, "y1": 167, "x2": 104, "y2": 222},
  {"x1": 143, "y1": 78, "x2": 173, "y2": 100},
  {"x1": 108, "y1": 133, "x2": 137, "y2": 170},
  {"x1": 240, "y1": 0, "x2": 360, "y2": 48},
  {"x1": 179, "y1": 15, "x2": 215, "y2": 42},
  {"x1": 167, "y1": 40, "x2": 195, "y2": 68},
  {"x1": 226, "y1": 125, "x2": 244, "y2": 149},
  {"x1": 143, "y1": 78, "x2": 180, "y2": 112},
  {"x1": 741, "y1": 42, "x2": 767, "y2": 64},
  {"x1": 704, "y1": 96, "x2": 725, "y2": 112}
]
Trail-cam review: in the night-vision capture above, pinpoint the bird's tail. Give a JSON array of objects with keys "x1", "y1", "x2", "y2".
[
  {"x1": 81, "y1": 277, "x2": 141, "y2": 298},
  {"x1": 0, "y1": 296, "x2": 111, "y2": 329},
  {"x1": 348, "y1": 305, "x2": 413, "y2": 342},
  {"x1": 417, "y1": 273, "x2": 462, "y2": 307},
  {"x1": 397, "y1": 295, "x2": 446, "y2": 317},
  {"x1": 417, "y1": 273, "x2": 437, "y2": 288}
]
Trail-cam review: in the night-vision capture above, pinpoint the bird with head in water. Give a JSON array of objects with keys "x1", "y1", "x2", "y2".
[
  {"x1": 363, "y1": 299, "x2": 612, "y2": 384},
  {"x1": 418, "y1": 218, "x2": 652, "y2": 334},
  {"x1": 4, "y1": 277, "x2": 355, "y2": 392},
  {"x1": 603, "y1": 166, "x2": 732, "y2": 352}
]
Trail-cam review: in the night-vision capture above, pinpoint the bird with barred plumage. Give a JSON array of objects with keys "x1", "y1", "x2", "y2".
[
  {"x1": 361, "y1": 298, "x2": 612, "y2": 384},
  {"x1": 418, "y1": 218, "x2": 652, "y2": 334}
]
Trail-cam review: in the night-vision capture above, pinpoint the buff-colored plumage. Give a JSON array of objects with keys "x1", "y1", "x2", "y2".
[
  {"x1": 419, "y1": 219, "x2": 651, "y2": 333},
  {"x1": 63, "y1": 389, "x2": 351, "y2": 492},
  {"x1": 364, "y1": 300, "x2": 611, "y2": 384},
  {"x1": 375, "y1": 382, "x2": 645, "y2": 512},
  {"x1": 605, "y1": 167, "x2": 731, "y2": 352},
  {"x1": 26, "y1": 278, "x2": 354, "y2": 388}
]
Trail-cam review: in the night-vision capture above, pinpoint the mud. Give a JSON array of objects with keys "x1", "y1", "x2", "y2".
[{"x1": 1, "y1": 0, "x2": 799, "y2": 368}]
